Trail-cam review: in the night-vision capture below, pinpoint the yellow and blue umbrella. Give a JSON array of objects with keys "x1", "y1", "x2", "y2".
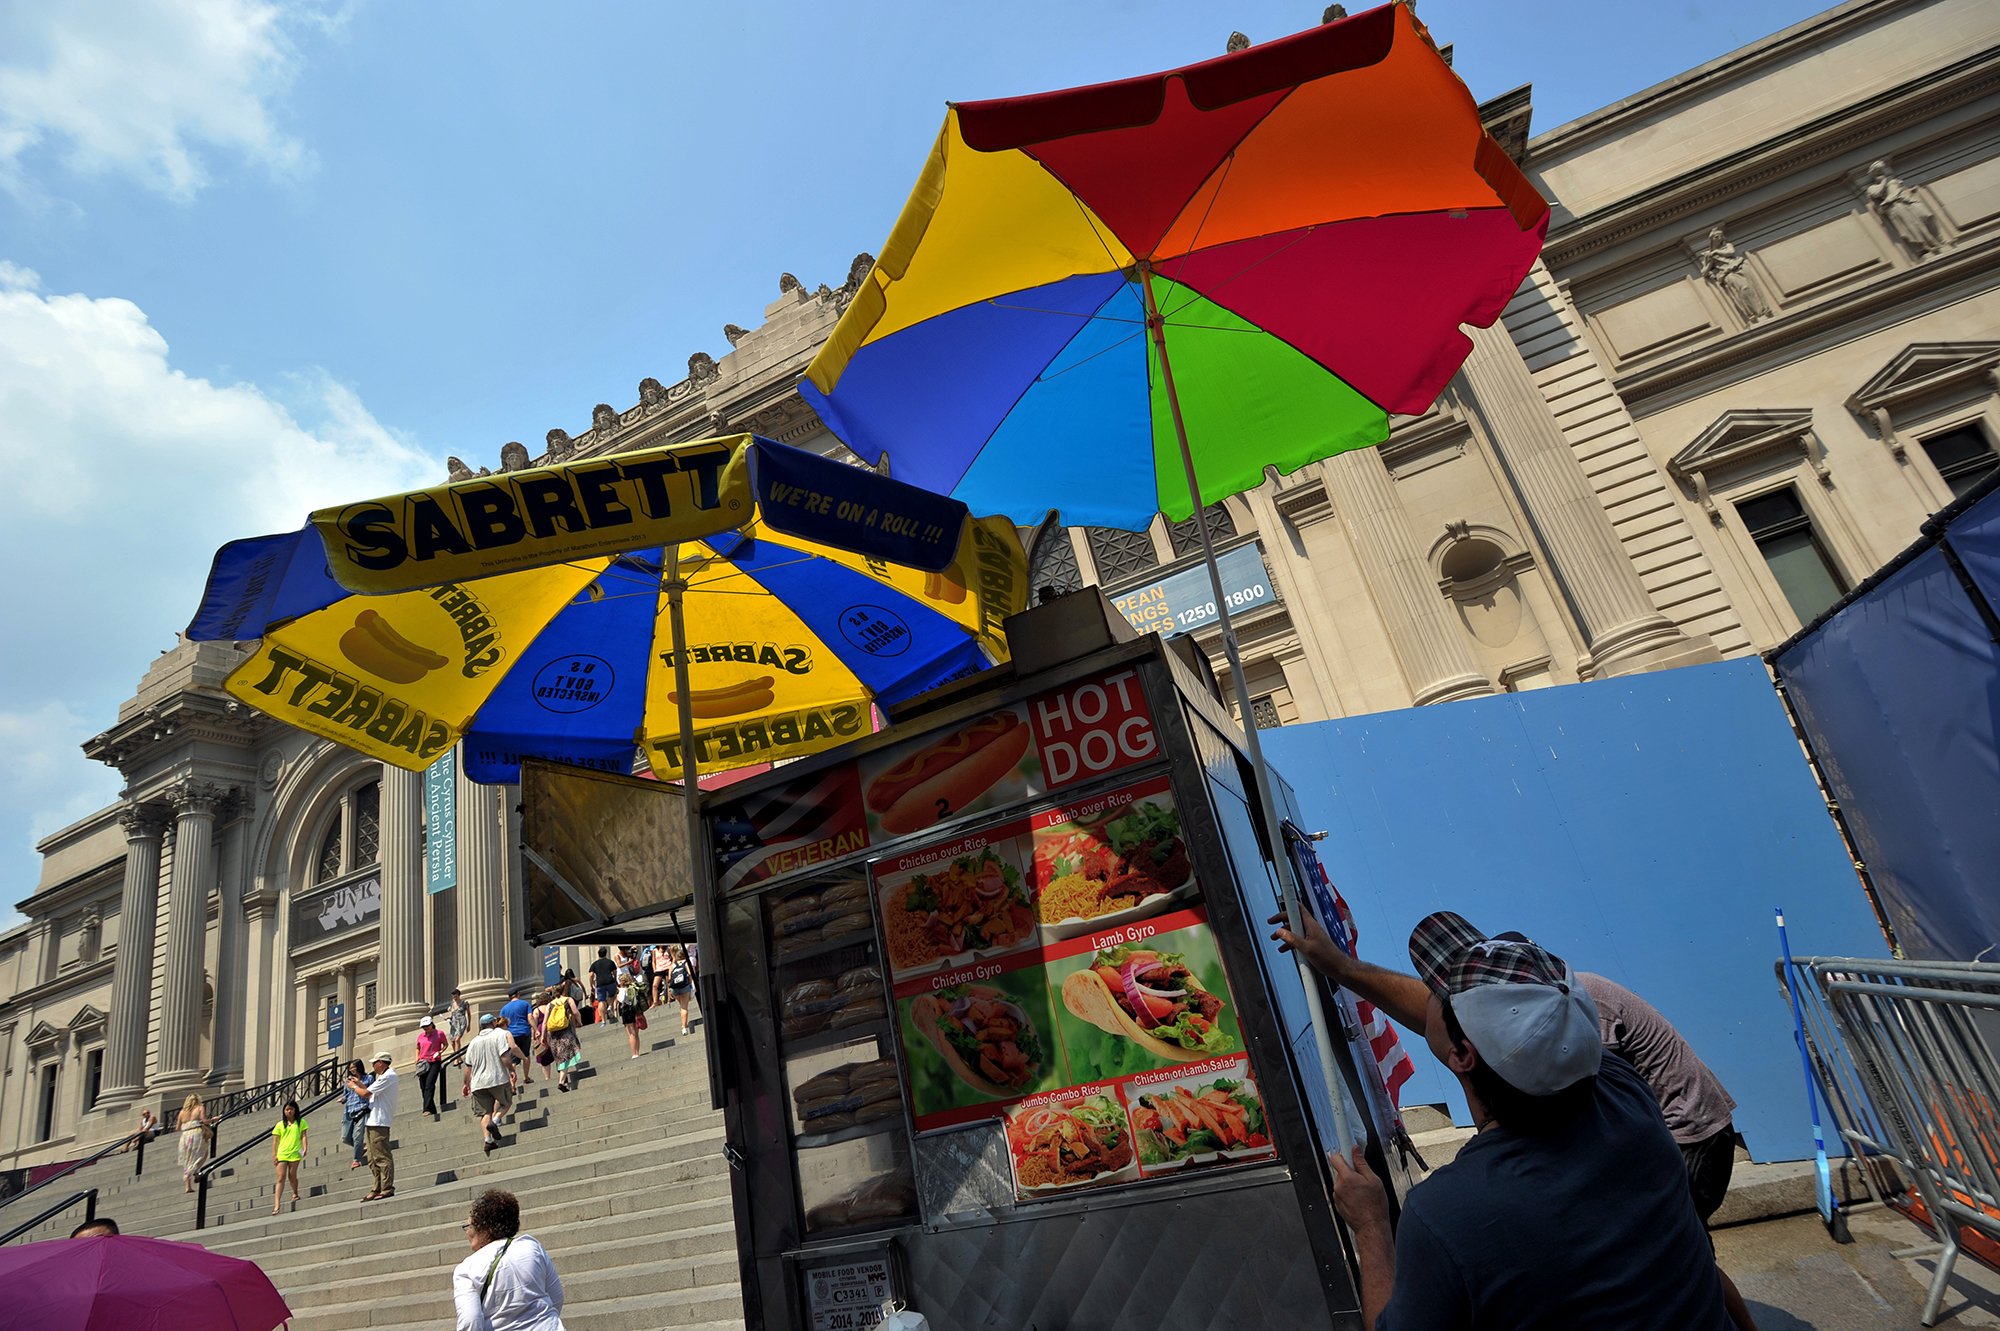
[{"x1": 186, "y1": 434, "x2": 1026, "y2": 784}]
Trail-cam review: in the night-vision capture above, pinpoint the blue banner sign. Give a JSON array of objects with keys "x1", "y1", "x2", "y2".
[
  {"x1": 425, "y1": 751, "x2": 456, "y2": 894},
  {"x1": 1110, "y1": 543, "x2": 1275, "y2": 638},
  {"x1": 542, "y1": 944, "x2": 562, "y2": 985},
  {"x1": 327, "y1": 1001, "x2": 345, "y2": 1052}
]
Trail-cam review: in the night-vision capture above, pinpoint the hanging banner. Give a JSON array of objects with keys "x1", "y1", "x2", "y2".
[
  {"x1": 327, "y1": 1001, "x2": 346, "y2": 1052},
  {"x1": 1110, "y1": 543, "x2": 1275, "y2": 639},
  {"x1": 541, "y1": 944, "x2": 562, "y2": 985},
  {"x1": 425, "y1": 750, "x2": 457, "y2": 894}
]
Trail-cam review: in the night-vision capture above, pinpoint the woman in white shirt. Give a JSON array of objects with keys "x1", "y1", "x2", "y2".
[{"x1": 453, "y1": 1189, "x2": 566, "y2": 1331}]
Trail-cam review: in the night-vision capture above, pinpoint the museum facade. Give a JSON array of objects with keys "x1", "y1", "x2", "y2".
[{"x1": 3, "y1": 0, "x2": 1994, "y2": 1167}]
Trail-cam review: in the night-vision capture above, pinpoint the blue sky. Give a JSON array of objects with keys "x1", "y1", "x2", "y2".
[{"x1": 0, "y1": 0, "x2": 1835, "y2": 923}]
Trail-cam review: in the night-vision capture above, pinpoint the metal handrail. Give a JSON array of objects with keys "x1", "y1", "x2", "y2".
[
  {"x1": 0, "y1": 1130, "x2": 144, "y2": 1229},
  {"x1": 204, "y1": 1055, "x2": 345, "y2": 1141},
  {"x1": 192, "y1": 1044, "x2": 470, "y2": 1230},
  {"x1": 0, "y1": 1187, "x2": 98, "y2": 1246},
  {"x1": 195, "y1": 1083, "x2": 347, "y2": 1231}
]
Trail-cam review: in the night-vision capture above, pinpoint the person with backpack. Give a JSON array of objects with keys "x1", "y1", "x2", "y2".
[
  {"x1": 542, "y1": 985, "x2": 584, "y2": 1092},
  {"x1": 665, "y1": 943, "x2": 695, "y2": 1037},
  {"x1": 588, "y1": 947, "x2": 618, "y2": 1025},
  {"x1": 618, "y1": 968, "x2": 648, "y2": 1059}
]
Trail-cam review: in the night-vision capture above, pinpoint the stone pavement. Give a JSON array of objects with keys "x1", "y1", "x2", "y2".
[{"x1": 1718, "y1": 1207, "x2": 2000, "y2": 1330}]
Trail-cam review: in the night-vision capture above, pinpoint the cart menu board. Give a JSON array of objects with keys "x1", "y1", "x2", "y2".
[
  {"x1": 711, "y1": 665, "x2": 1279, "y2": 1206},
  {"x1": 711, "y1": 666, "x2": 1162, "y2": 891}
]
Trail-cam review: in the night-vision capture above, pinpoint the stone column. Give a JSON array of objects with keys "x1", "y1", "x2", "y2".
[
  {"x1": 100, "y1": 806, "x2": 167, "y2": 1103},
  {"x1": 503, "y1": 790, "x2": 539, "y2": 990},
  {"x1": 207, "y1": 804, "x2": 250, "y2": 1087},
  {"x1": 453, "y1": 766, "x2": 511, "y2": 1011},
  {"x1": 1323, "y1": 450, "x2": 1496, "y2": 705},
  {"x1": 240, "y1": 881, "x2": 280, "y2": 1085},
  {"x1": 376, "y1": 764, "x2": 430, "y2": 1024},
  {"x1": 156, "y1": 782, "x2": 227, "y2": 1089},
  {"x1": 334, "y1": 964, "x2": 357, "y2": 1062},
  {"x1": 1460, "y1": 321, "x2": 1719, "y2": 677}
]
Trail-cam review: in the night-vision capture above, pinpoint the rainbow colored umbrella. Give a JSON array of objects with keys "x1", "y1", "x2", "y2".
[
  {"x1": 801, "y1": 2, "x2": 1549, "y2": 1160},
  {"x1": 801, "y1": 2, "x2": 1548, "y2": 529}
]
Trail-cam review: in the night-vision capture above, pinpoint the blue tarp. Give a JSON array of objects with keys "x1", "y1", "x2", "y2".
[
  {"x1": 1773, "y1": 484, "x2": 2000, "y2": 962},
  {"x1": 1263, "y1": 658, "x2": 1886, "y2": 1162}
]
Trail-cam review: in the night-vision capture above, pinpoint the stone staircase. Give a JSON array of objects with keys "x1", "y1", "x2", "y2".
[{"x1": 12, "y1": 1016, "x2": 746, "y2": 1330}]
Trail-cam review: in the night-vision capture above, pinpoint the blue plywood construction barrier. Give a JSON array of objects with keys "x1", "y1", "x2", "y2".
[{"x1": 1261, "y1": 656, "x2": 1887, "y2": 1163}]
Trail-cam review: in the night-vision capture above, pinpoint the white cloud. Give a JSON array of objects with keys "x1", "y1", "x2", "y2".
[
  {"x1": 0, "y1": 268, "x2": 439, "y2": 911},
  {"x1": 0, "y1": 0, "x2": 328, "y2": 199}
]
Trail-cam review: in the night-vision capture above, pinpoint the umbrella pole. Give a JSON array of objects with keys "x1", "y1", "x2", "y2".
[
  {"x1": 664, "y1": 547, "x2": 725, "y2": 1109},
  {"x1": 1140, "y1": 265, "x2": 1358, "y2": 1162}
]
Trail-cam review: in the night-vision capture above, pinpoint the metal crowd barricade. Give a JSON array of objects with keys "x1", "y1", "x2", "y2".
[
  {"x1": 1778, "y1": 958, "x2": 1913, "y2": 1211},
  {"x1": 1805, "y1": 956, "x2": 2000, "y2": 1326}
]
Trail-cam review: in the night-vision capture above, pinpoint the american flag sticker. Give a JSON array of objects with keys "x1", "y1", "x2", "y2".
[{"x1": 712, "y1": 765, "x2": 869, "y2": 891}]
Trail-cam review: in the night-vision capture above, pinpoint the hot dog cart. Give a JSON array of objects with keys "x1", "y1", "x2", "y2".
[{"x1": 701, "y1": 592, "x2": 1392, "y2": 1331}]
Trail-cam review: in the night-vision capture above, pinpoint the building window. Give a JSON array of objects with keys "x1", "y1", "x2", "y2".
[
  {"x1": 35, "y1": 1064, "x2": 59, "y2": 1143},
  {"x1": 315, "y1": 779, "x2": 382, "y2": 883},
  {"x1": 1738, "y1": 487, "x2": 1847, "y2": 623},
  {"x1": 1920, "y1": 425, "x2": 1999, "y2": 501},
  {"x1": 353, "y1": 782, "x2": 381, "y2": 870},
  {"x1": 1249, "y1": 695, "x2": 1282, "y2": 730},
  {"x1": 363, "y1": 982, "x2": 378, "y2": 1020},
  {"x1": 1085, "y1": 527, "x2": 1160, "y2": 583},
  {"x1": 1028, "y1": 525, "x2": 1083, "y2": 600},
  {"x1": 83, "y1": 1048, "x2": 103, "y2": 1111},
  {"x1": 316, "y1": 818, "x2": 344, "y2": 884},
  {"x1": 1167, "y1": 505, "x2": 1237, "y2": 557}
]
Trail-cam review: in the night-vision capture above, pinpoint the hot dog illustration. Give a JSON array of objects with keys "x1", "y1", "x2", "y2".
[
  {"x1": 668, "y1": 675, "x2": 776, "y2": 718},
  {"x1": 923, "y1": 564, "x2": 969, "y2": 605},
  {"x1": 339, "y1": 609, "x2": 449, "y2": 684},
  {"x1": 865, "y1": 711, "x2": 1030, "y2": 835}
]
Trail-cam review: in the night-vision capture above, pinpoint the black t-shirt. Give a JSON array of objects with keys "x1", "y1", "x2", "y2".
[
  {"x1": 589, "y1": 958, "x2": 617, "y2": 988},
  {"x1": 1378, "y1": 1055, "x2": 1733, "y2": 1331}
]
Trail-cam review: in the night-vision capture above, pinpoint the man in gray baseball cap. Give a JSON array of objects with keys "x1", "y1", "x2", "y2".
[{"x1": 1323, "y1": 911, "x2": 1736, "y2": 1330}]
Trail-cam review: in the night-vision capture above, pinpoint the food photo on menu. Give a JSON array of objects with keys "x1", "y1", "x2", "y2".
[
  {"x1": 1003, "y1": 1086, "x2": 1140, "y2": 1198},
  {"x1": 1031, "y1": 776, "x2": 1195, "y2": 939},
  {"x1": 857, "y1": 706, "x2": 1043, "y2": 840},
  {"x1": 897, "y1": 969, "x2": 1062, "y2": 1116},
  {"x1": 1128, "y1": 1058, "x2": 1275, "y2": 1174},
  {"x1": 1048, "y1": 912, "x2": 1245, "y2": 1080},
  {"x1": 874, "y1": 825, "x2": 1039, "y2": 979}
]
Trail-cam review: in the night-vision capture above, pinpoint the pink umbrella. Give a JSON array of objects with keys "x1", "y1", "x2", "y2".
[{"x1": 0, "y1": 1234, "x2": 291, "y2": 1330}]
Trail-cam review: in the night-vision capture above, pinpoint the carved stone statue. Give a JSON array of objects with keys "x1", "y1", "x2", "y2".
[
  {"x1": 845, "y1": 253, "x2": 875, "y2": 292},
  {"x1": 689, "y1": 351, "x2": 719, "y2": 384},
  {"x1": 499, "y1": 441, "x2": 532, "y2": 472},
  {"x1": 1698, "y1": 226, "x2": 1771, "y2": 325},
  {"x1": 447, "y1": 456, "x2": 477, "y2": 482},
  {"x1": 1322, "y1": 4, "x2": 1348, "y2": 19},
  {"x1": 545, "y1": 428, "x2": 575, "y2": 461},
  {"x1": 779, "y1": 273, "x2": 803, "y2": 294},
  {"x1": 723, "y1": 324, "x2": 749, "y2": 346},
  {"x1": 1226, "y1": 32, "x2": 1250, "y2": 52},
  {"x1": 637, "y1": 377, "x2": 666, "y2": 407},
  {"x1": 1863, "y1": 160, "x2": 1946, "y2": 257},
  {"x1": 591, "y1": 403, "x2": 619, "y2": 435}
]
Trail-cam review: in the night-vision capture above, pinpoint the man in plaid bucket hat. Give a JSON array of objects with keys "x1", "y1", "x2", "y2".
[{"x1": 1319, "y1": 911, "x2": 1736, "y2": 1330}]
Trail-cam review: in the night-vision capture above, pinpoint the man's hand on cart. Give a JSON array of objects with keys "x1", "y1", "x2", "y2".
[
  {"x1": 1271, "y1": 910, "x2": 1431, "y2": 1032},
  {"x1": 1329, "y1": 1144, "x2": 1395, "y2": 1328},
  {"x1": 1269, "y1": 909, "x2": 1349, "y2": 978}
]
